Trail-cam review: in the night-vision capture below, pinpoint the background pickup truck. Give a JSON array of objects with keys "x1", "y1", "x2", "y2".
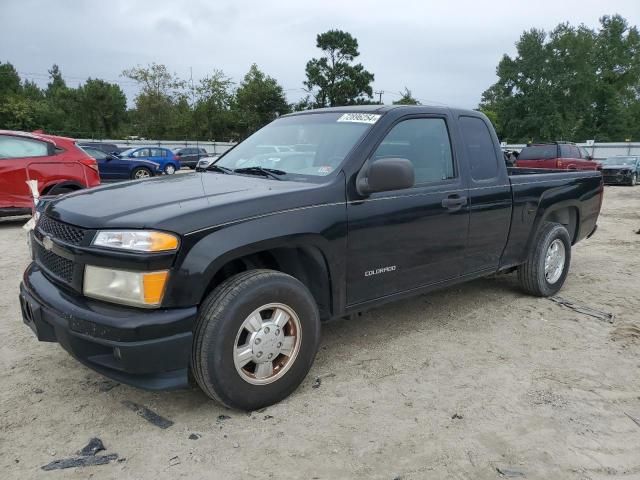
[
  {"x1": 20, "y1": 106, "x2": 603, "y2": 410},
  {"x1": 516, "y1": 141, "x2": 600, "y2": 170}
]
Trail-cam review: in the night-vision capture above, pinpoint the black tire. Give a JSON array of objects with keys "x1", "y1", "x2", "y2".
[
  {"x1": 517, "y1": 222, "x2": 571, "y2": 297},
  {"x1": 48, "y1": 185, "x2": 79, "y2": 196},
  {"x1": 131, "y1": 167, "x2": 152, "y2": 180},
  {"x1": 192, "y1": 269, "x2": 320, "y2": 410}
]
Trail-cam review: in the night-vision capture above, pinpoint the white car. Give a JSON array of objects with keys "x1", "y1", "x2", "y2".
[{"x1": 195, "y1": 156, "x2": 220, "y2": 171}]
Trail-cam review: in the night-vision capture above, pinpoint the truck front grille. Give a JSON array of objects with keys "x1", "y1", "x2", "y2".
[
  {"x1": 37, "y1": 215, "x2": 87, "y2": 245},
  {"x1": 34, "y1": 242, "x2": 74, "y2": 284}
]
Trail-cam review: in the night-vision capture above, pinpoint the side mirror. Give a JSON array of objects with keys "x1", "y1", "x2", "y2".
[
  {"x1": 586, "y1": 155, "x2": 594, "y2": 160},
  {"x1": 106, "y1": 153, "x2": 116, "y2": 161},
  {"x1": 357, "y1": 157, "x2": 415, "y2": 195}
]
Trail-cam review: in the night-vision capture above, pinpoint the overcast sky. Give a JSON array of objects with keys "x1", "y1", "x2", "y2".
[{"x1": 1, "y1": 0, "x2": 639, "y2": 108}]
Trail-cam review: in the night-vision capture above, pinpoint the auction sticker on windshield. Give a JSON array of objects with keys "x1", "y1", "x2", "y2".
[{"x1": 337, "y1": 113, "x2": 381, "y2": 124}]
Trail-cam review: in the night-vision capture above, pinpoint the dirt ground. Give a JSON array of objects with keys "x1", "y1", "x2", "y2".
[{"x1": 1, "y1": 186, "x2": 639, "y2": 480}]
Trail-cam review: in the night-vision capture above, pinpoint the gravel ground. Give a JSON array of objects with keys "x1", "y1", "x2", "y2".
[{"x1": 1, "y1": 186, "x2": 639, "y2": 480}]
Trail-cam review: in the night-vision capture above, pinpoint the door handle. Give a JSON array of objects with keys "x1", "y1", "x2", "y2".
[{"x1": 441, "y1": 195, "x2": 468, "y2": 211}]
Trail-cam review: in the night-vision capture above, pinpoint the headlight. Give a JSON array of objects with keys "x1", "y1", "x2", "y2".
[
  {"x1": 92, "y1": 230, "x2": 179, "y2": 252},
  {"x1": 84, "y1": 265, "x2": 169, "y2": 307}
]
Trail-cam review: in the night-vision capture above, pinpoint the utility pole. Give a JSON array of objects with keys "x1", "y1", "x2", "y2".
[
  {"x1": 190, "y1": 67, "x2": 198, "y2": 150},
  {"x1": 375, "y1": 90, "x2": 384, "y2": 104}
]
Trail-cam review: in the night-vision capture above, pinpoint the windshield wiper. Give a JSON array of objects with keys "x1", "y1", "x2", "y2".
[
  {"x1": 208, "y1": 164, "x2": 233, "y2": 174},
  {"x1": 233, "y1": 166, "x2": 286, "y2": 180}
]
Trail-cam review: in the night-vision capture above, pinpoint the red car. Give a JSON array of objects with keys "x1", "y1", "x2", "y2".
[
  {"x1": 0, "y1": 130, "x2": 100, "y2": 217},
  {"x1": 515, "y1": 142, "x2": 599, "y2": 170}
]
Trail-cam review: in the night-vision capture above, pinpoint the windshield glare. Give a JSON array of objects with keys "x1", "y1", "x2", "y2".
[
  {"x1": 603, "y1": 157, "x2": 637, "y2": 165},
  {"x1": 119, "y1": 148, "x2": 135, "y2": 156},
  {"x1": 215, "y1": 112, "x2": 378, "y2": 178}
]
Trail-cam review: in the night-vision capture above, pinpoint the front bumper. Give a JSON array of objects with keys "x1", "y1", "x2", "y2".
[
  {"x1": 19, "y1": 263, "x2": 197, "y2": 390},
  {"x1": 603, "y1": 171, "x2": 633, "y2": 184}
]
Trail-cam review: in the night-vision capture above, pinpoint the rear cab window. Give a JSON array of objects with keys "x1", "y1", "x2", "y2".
[
  {"x1": 458, "y1": 116, "x2": 500, "y2": 181},
  {"x1": 518, "y1": 145, "x2": 558, "y2": 160}
]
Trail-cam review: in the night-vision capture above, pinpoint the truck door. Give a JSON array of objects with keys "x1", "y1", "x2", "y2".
[
  {"x1": 346, "y1": 116, "x2": 470, "y2": 305},
  {"x1": 457, "y1": 115, "x2": 512, "y2": 274}
]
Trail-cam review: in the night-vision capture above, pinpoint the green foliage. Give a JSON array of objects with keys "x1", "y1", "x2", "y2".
[
  {"x1": 304, "y1": 30, "x2": 375, "y2": 107},
  {"x1": 0, "y1": 30, "x2": 377, "y2": 140},
  {"x1": 193, "y1": 70, "x2": 235, "y2": 140},
  {"x1": 481, "y1": 15, "x2": 640, "y2": 142},
  {"x1": 235, "y1": 64, "x2": 290, "y2": 137},
  {"x1": 77, "y1": 79, "x2": 127, "y2": 137},
  {"x1": 122, "y1": 63, "x2": 187, "y2": 139},
  {"x1": 392, "y1": 88, "x2": 421, "y2": 105}
]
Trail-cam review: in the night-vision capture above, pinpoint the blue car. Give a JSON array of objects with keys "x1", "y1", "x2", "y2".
[
  {"x1": 81, "y1": 146, "x2": 163, "y2": 181},
  {"x1": 118, "y1": 147, "x2": 181, "y2": 174}
]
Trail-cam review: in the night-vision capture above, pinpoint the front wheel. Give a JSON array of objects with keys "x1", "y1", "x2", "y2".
[
  {"x1": 191, "y1": 270, "x2": 320, "y2": 410},
  {"x1": 164, "y1": 164, "x2": 176, "y2": 175},
  {"x1": 517, "y1": 222, "x2": 571, "y2": 297},
  {"x1": 131, "y1": 167, "x2": 152, "y2": 180}
]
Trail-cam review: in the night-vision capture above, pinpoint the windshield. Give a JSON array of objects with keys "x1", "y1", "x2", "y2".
[
  {"x1": 119, "y1": 148, "x2": 136, "y2": 156},
  {"x1": 602, "y1": 156, "x2": 637, "y2": 166},
  {"x1": 214, "y1": 112, "x2": 380, "y2": 179}
]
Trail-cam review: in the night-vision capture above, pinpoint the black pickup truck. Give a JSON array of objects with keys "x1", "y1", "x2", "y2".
[{"x1": 19, "y1": 106, "x2": 603, "y2": 410}]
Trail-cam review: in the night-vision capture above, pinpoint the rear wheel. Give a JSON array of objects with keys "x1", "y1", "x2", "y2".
[
  {"x1": 517, "y1": 222, "x2": 571, "y2": 297},
  {"x1": 192, "y1": 270, "x2": 320, "y2": 410},
  {"x1": 164, "y1": 164, "x2": 176, "y2": 175},
  {"x1": 131, "y1": 167, "x2": 152, "y2": 180}
]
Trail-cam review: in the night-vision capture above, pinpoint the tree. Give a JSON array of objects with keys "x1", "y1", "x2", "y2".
[
  {"x1": 0, "y1": 62, "x2": 21, "y2": 97},
  {"x1": 392, "y1": 88, "x2": 421, "y2": 105},
  {"x1": 193, "y1": 69, "x2": 235, "y2": 140},
  {"x1": 304, "y1": 30, "x2": 374, "y2": 107},
  {"x1": 235, "y1": 64, "x2": 289, "y2": 137},
  {"x1": 77, "y1": 79, "x2": 127, "y2": 137},
  {"x1": 122, "y1": 63, "x2": 186, "y2": 138},
  {"x1": 480, "y1": 15, "x2": 640, "y2": 142},
  {"x1": 42, "y1": 64, "x2": 82, "y2": 135},
  {"x1": 585, "y1": 15, "x2": 640, "y2": 141}
]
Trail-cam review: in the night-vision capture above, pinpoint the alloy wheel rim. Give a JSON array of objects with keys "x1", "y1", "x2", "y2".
[
  {"x1": 135, "y1": 170, "x2": 150, "y2": 179},
  {"x1": 166, "y1": 165, "x2": 175, "y2": 174},
  {"x1": 233, "y1": 303, "x2": 302, "y2": 385},
  {"x1": 544, "y1": 238, "x2": 566, "y2": 284}
]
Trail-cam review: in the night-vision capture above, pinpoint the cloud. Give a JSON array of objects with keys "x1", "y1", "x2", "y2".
[{"x1": 0, "y1": 0, "x2": 638, "y2": 108}]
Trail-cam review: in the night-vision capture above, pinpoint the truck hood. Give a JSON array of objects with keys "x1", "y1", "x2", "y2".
[
  {"x1": 601, "y1": 165, "x2": 635, "y2": 170},
  {"x1": 46, "y1": 172, "x2": 336, "y2": 234}
]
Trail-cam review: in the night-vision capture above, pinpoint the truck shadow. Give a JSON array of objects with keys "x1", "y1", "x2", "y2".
[
  {"x1": 0, "y1": 216, "x2": 29, "y2": 228},
  {"x1": 97, "y1": 274, "x2": 526, "y2": 418}
]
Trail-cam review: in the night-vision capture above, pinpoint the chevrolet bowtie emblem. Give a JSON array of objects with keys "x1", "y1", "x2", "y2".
[{"x1": 42, "y1": 236, "x2": 54, "y2": 251}]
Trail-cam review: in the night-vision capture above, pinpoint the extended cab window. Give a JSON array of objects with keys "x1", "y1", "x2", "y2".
[
  {"x1": 372, "y1": 118, "x2": 454, "y2": 184},
  {"x1": 458, "y1": 116, "x2": 499, "y2": 181},
  {"x1": 0, "y1": 135, "x2": 49, "y2": 159}
]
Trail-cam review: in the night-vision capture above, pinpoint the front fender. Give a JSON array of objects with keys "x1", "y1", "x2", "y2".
[{"x1": 162, "y1": 202, "x2": 347, "y2": 311}]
